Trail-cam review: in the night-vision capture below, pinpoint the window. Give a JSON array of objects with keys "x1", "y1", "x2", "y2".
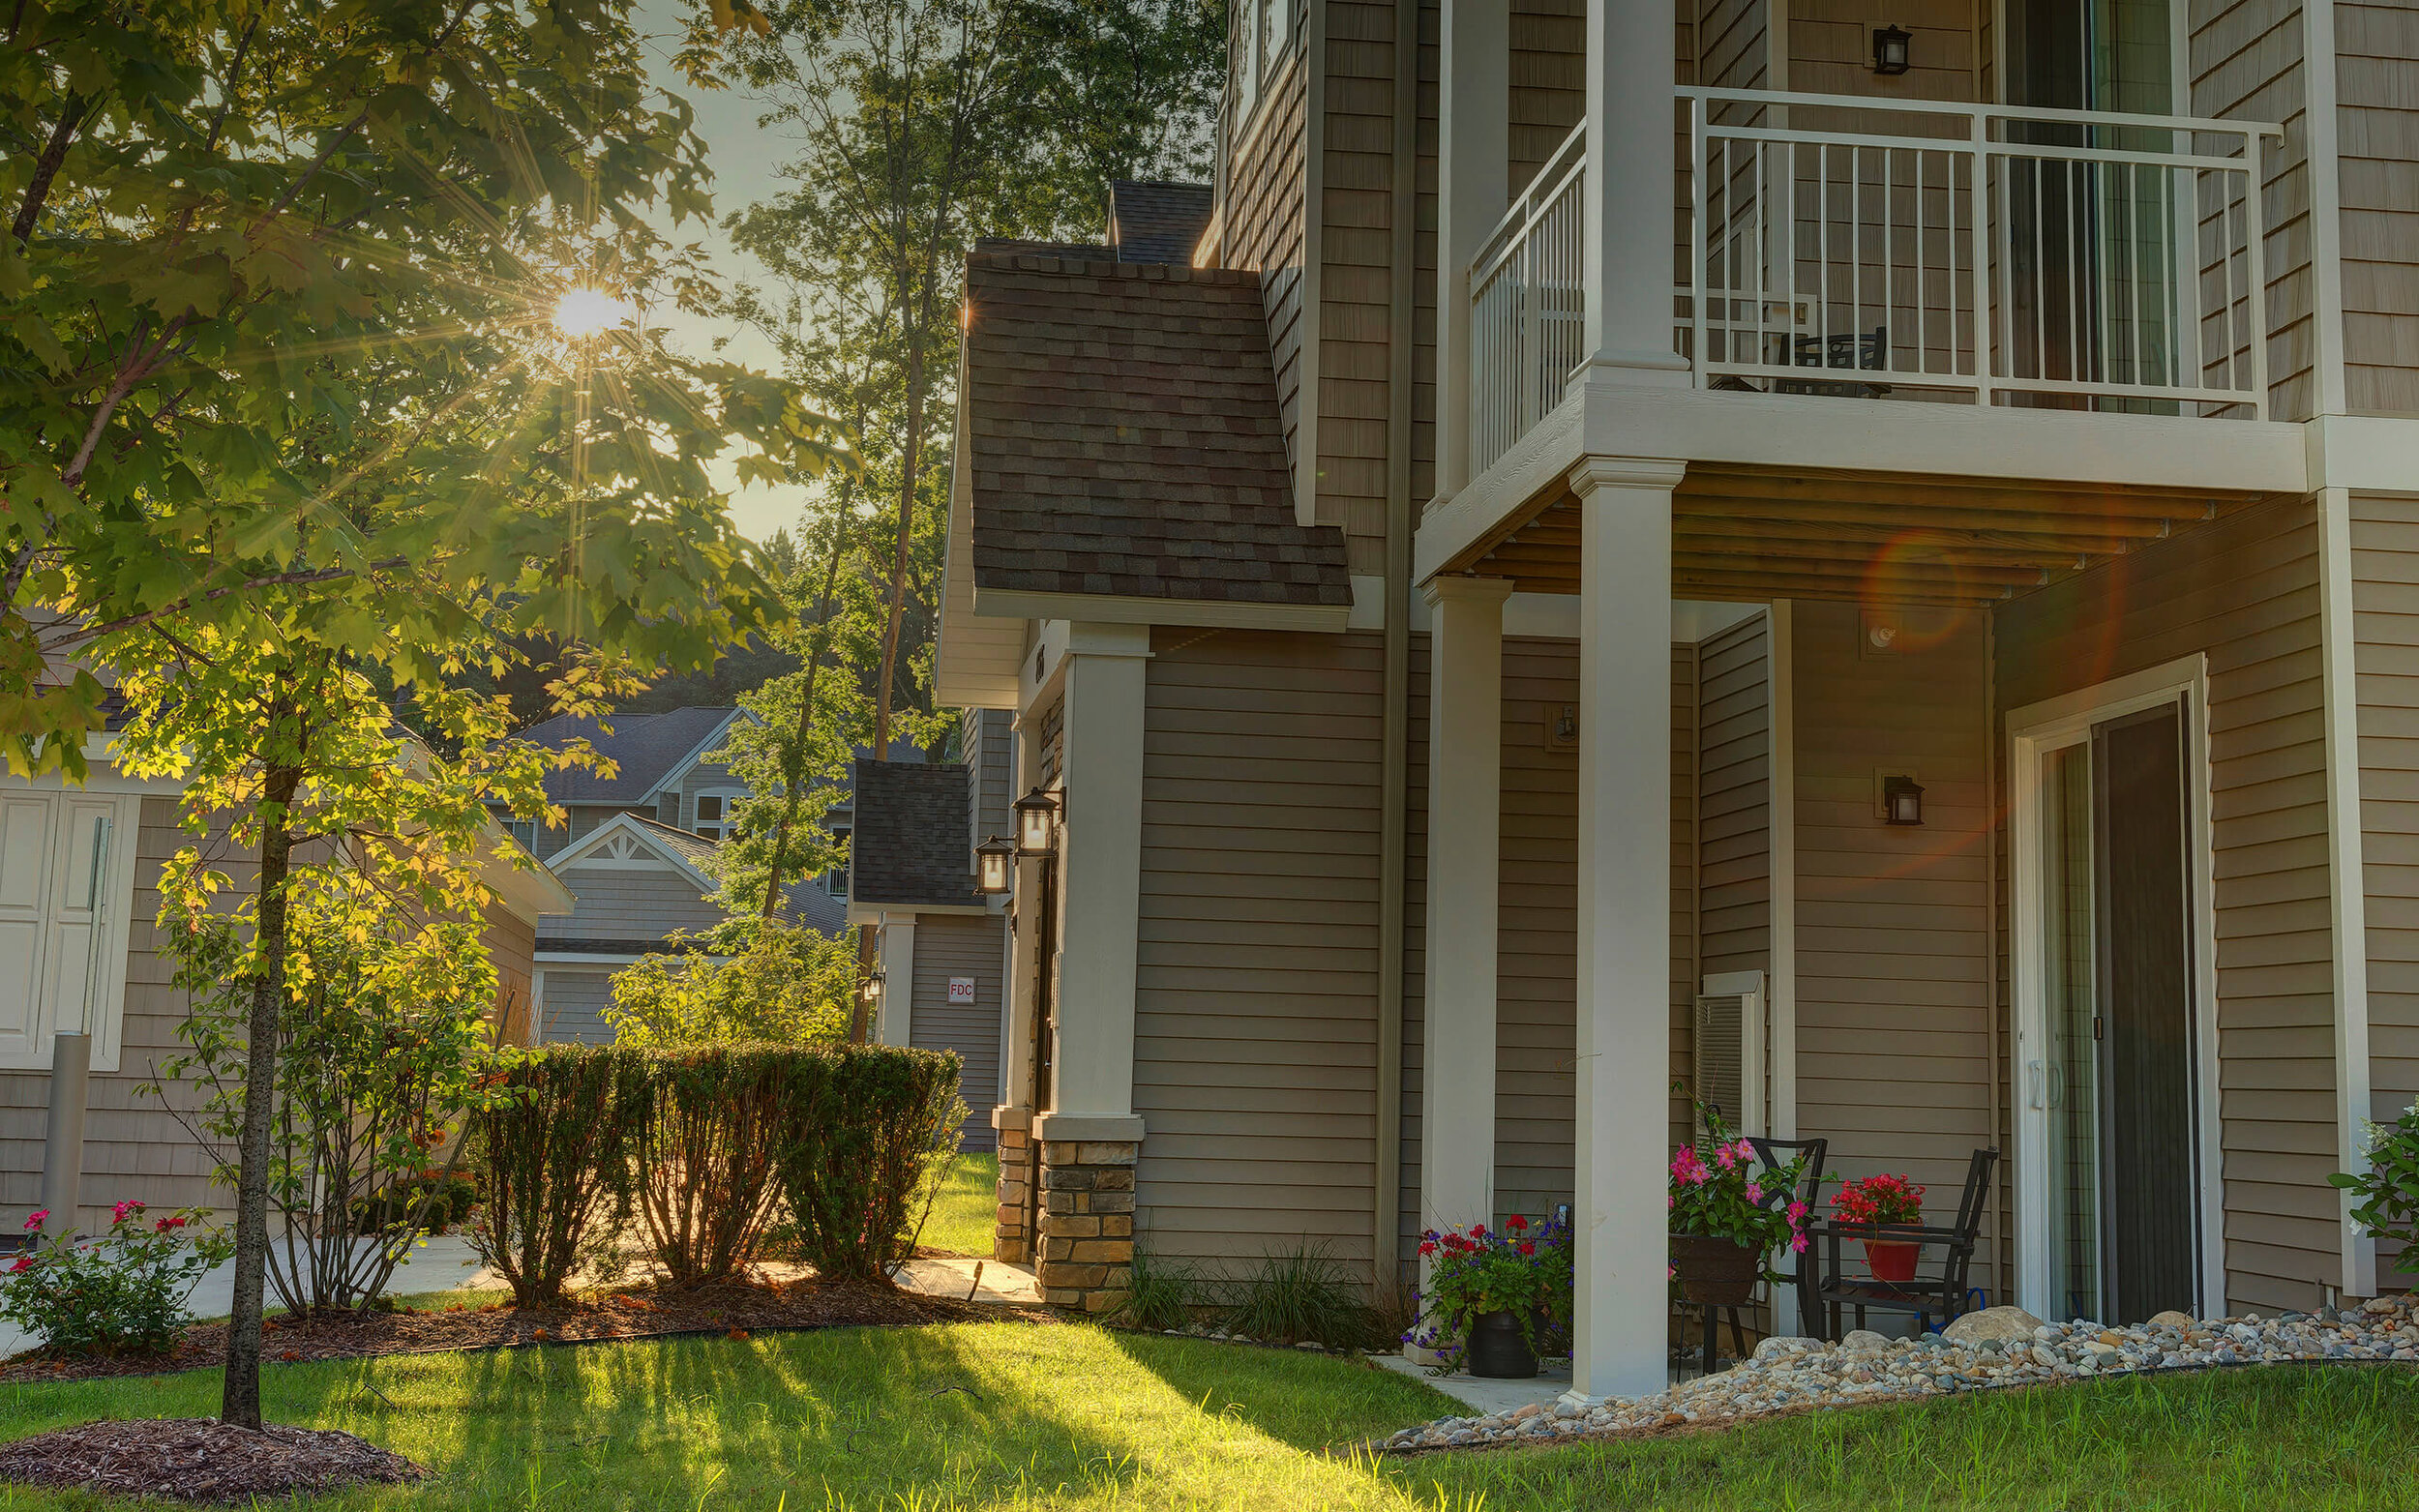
[
  {"x1": 504, "y1": 818, "x2": 537, "y2": 851},
  {"x1": 824, "y1": 825, "x2": 851, "y2": 901},
  {"x1": 692, "y1": 788, "x2": 743, "y2": 842},
  {"x1": 1235, "y1": 0, "x2": 1289, "y2": 127},
  {"x1": 0, "y1": 789, "x2": 140, "y2": 1072}
]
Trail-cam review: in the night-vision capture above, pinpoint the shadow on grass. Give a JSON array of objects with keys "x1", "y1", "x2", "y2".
[{"x1": 1101, "y1": 1326, "x2": 1462, "y2": 1456}]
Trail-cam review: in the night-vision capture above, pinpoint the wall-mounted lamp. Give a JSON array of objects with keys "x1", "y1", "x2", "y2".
[
  {"x1": 1871, "y1": 22, "x2": 1912, "y2": 75},
  {"x1": 974, "y1": 835, "x2": 1016, "y2": 895},
  {"x1": 1014, "y1": 786, "x2": 1060, "y2": 857},
  {"x1": 861, "y1": 967, "x2": 885, "y2": 1007},
  {"x1": 1883, "y1": 773, "x2": 1926, "y2": 826}
]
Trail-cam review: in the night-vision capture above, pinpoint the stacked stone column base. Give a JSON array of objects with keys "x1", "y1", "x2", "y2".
[
  {"x1": 1035, "y1": 1140, "x2": 1137, "y2": 1313},
  {"x1": 993, "y1": 1126, "x2": 1036, "y2": 1263}
]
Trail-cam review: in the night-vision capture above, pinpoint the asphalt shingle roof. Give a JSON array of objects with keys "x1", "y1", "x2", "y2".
[
  {"x1": 962, "y1": 252, "x2": 1352, "y2": 608},
  {"x1": 515, "y1": 707, "x2": 735, "y2": 806},
  {"x1": 850, "y1": 759, "x2": 977, "y2": 908},
  {"x1": 1109, "y1": 181, "x2": 1214, "y2": 265}
]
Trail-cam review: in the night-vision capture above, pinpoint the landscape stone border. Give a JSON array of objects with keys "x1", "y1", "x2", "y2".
[{"x1": 1383, "y1": 1293, "x2": 2419, "y2": 1452}]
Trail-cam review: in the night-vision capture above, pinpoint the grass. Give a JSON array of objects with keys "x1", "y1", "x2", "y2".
[
  {"x1": 917, "y1": 1150, "x2": 1000, "y2": 1259},
  {"x1": 0, "y1": 1325, "x2": 2410, "y2": 1508}
]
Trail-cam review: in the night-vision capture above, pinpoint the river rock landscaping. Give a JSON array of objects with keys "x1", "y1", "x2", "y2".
[{"x1": 1383, "y1": 1292, "x2": 2419, "y2": 1452}]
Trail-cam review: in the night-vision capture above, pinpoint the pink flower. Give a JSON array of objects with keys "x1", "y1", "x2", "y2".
[
  {"x1": 1790, "y1": 1232, "x2": 1808, "y2": 1254},
  {"x1": 1786, "y1": 1201, "x2": 1807, "y2": 1223},
  {"x1": 1746, "y1": 1182, "x2": 1764, "y2": 1204},
  {"x1": 1715, "y1": 1145, "x2": 1737, "y2": 1170},
  {"x1": 111, "y1": 1200, "x2": 143, "y2": 1224},
  {"x1": 21, "y1": 1210, "x2": 47, "y2": 1232},
  {"x1": 5, "y1": 1257, "x2": 27, "y2": 1275},
  {"x1": 154, "y1": 1216, "x2": 187, "y2": 1233}
]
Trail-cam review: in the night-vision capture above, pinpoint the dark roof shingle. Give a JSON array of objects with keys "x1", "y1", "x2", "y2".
[
  {"x1": 850, "y1": 760, "x2": 978, "y2": 908},
  {"x1": 962, "y1": 254, "x2": 1351, "y2": 608},
  {"x1": 515, "y1": 707, "x2": 735, "y2": 806},
  {"x1": 1109, "y1": 181, "x2": 1214, "y2": 265}
]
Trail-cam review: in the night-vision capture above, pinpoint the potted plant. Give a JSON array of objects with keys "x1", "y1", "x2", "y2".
[
  {"x1": 1404, "y1": 1214, "x2": 1572, "y2": 1378},
  {"x1": 1830, "y1": 1172, "x2": 1926, "y2": 1283},
  {"x1": 1667, "y1": 1113, "x2": 1811, "y2": 1306}
]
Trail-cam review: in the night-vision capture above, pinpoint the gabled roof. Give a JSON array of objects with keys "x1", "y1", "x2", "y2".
[
  {"x1": 546, "y1": 811, "x2": 717, "y2": 893},
  {"x1": 1109, "y1": 181, "x2": 1213, "y2": 265},
  {"x1": 960, "y1": 252, "x2": 1352, "y2": 619},
  {"x1": 849, "y1": 759, "x2": 978, "y2": 908},
  {"x1": 514, "y1": 707, "x2": 740, "y2": 807}
]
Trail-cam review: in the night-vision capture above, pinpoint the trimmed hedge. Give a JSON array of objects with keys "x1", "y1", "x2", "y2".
[{"x1": 465, "y1": 1042, "x2": 963, "y2": 1300}]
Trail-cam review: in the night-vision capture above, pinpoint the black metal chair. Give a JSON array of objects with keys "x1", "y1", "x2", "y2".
[
  {"x1": 1807, "y1": 1146, "x2": 1999, "y2": 1341},
  {"x1": 1680, "y1": 1132, "x2": 1830, "y2": 1377}
]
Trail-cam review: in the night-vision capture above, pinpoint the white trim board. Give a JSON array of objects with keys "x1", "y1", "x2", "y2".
[
  {"x1": 547, "y1": 813, "x2": 716, "y2": 892},
  {"x1": 638, "y1": 709, "x2": 745, "y2": 806},
  {"x1": 2004, "y1": 653, "x2": 2225, "y2": 1320},
  {"x1": 2317, "y1": 488, "x2": 2376, "y2": 1297}
]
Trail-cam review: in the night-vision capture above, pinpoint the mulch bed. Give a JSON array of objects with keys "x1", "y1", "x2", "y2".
[
  {"x1": 0, "y1": 1418, "x2": 426, "y2": 1503},
  {"x1": 0, "y1": 1277, "x2": 1049, "y2": 1386}
]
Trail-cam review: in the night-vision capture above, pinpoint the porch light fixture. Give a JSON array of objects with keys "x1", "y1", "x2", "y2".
[
  {"x1": 1882, "y1": 774, "x2": 1926, "y2": 826},
  {"x1": 1014, "y1": 786, "x2": 1060, "y2": 857},
  {"x1": 974, "y1": 835, "x2": 1016, "y2": 895},
  {"x1": 861, "y1": 968, "x2": 885, "y2": 1007},
  {"x1": 1871, "y1": 23, "x2": 1912, "y2": 75}
]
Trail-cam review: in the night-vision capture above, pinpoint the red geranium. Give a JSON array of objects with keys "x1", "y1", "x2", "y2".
[{"x1": 1831, "y1": 1172, "x2": 1926, "y2": 1226}]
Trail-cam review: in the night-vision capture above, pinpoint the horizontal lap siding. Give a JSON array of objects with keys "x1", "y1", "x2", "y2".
[
  {"x1": 2352, "y1": 493, "x2": 2419, "y2": 1256},
  {"x1": 909, "y1": 912, "x2": 1006, "y2": 1152},
  {"x1": 2194, "y1": 0, "x2": 2314, "y2": 420},
  {"x1": 1399, "y1": 634, "x2": 1431, "y2": 1280},
  {"x1": 544, "y1": 868, "x2": 722, "y2": 941},
  {"x1": 2337, "y1": 5, "x2": 2419, "y2": 416},
  {"x1": 1322, "y1": 0, "x2": 1404, "y2": 577},
  {"x1": 1228, "y1": 30, "x2": 1309, "y2": 492},
  {"x1": 1696, "y1": 613, "x2": 1774, "y2": 1138},
  {"x1": 1133, "y1": 630, "x2": 1385, "y2": 1278},
  {"x1": 1510, "y1": 0, "x2": 1584, "y2": 193},
  {"x1": 1996, "y1": 495, "x2": 2336, "y2": 1313},
  {"x1": 0, "y1": 798, "x2": 216, "y2": 1224},
  {"x1": 1790, "y1": 602, "x2": 1995, "y2": 1220}
]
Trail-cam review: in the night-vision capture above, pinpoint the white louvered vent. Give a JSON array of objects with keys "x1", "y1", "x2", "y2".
[{"x1": 1693, "y1": 970, "x2": 1768, "y2": 1140}]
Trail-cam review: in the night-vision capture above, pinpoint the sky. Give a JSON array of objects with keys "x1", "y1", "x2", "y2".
[{"x1": 630, "y1": 0, "x2": 814, "y2": 545}]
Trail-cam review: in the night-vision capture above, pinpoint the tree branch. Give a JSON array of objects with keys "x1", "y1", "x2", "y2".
[{"x1": 12, "y1": 91, "x2": 88, "y2": 244}]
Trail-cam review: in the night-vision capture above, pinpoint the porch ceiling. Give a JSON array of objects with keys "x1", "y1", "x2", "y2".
[{"x1": 1453, "y1": 464, "x2": 2287, "y2": 608}]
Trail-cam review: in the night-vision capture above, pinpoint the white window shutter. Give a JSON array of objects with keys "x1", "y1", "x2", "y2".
[
  {"x1": 0, "y1": 796, "x2": 52, "y2": 1054},
  {"x1": 1694, "y1": 969, "x2": 1768, "y2": 1139}
]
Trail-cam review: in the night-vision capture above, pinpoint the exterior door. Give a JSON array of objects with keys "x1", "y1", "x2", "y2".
[{"x1": 2032, "y1": 700, "x2": 2199, "y2": 1322}]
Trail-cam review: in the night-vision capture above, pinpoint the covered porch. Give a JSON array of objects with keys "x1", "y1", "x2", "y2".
[{"x1": 1411, "y1": 459, "x2": 2324, "y2": 1398}]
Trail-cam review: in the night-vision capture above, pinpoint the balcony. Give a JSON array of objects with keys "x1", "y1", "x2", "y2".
[{"x1": 1466, "y1": 89, "x2": 2284, "y2": 479}]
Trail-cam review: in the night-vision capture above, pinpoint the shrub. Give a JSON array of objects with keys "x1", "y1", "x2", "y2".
[
  {"x1": 354, "y1": 1173, "x2": 479, "y2": 1235},
  {"x1": 0, "y1": 1201, "x2": 232, "y2": 1356},
  {"x1": 468, "y1": 1046, "x2": 648, "y2": 1306},
  {"x1": 1111, "y1": 1248, "x2": 1204, "y2": 1333},
  {"x1": 607, "y1": 921, "x2": 854, "y2": 1048},
  {"x1": 2337, "y1": 1099, "x2": 2419, "y2": 1276},
  {"x1": 1223, "y1": 1242, "x2": 1384, "y2": 1351},
  {"x1": 632, "y1": 1045, "x2": 798, "y2": 1286},
  {"x1": 771, "y1": 1043, "x2": 965, "y2": 1284}
]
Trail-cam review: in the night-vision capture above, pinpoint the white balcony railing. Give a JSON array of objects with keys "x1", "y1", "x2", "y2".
[
  {"x1": 1469, "y1": 122, "x2": 1587, "y2": 475},
  {"x1": 1464, "y1": 90, "x2": 2285, "y2": 477}
]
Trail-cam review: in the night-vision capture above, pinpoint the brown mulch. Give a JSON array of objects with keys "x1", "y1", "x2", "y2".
[
  {"x1": 0, "y1": 1417, "x2": 426, "y2": 1503},
  {"x1": 0, "y1": 1277, "x2": 1049, "y2": 1386}
]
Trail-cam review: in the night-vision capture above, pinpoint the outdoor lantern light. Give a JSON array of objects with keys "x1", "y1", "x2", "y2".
[
  {"x1": 1014, "y1": 786, "x2": 1060, "y2": 857},
  {"x1": 975, "y1": 835, "x2": 1016, "y2": 895},
  {"x1": 1883, "y1": 773, "x2": 1926, "y2": 826},
  {"x1": 1871, "y1": 22, "x2": 1912, "y2": 75},
  {"x1": 861, "y1": 968, "x2": 884, "y2": 1007}
]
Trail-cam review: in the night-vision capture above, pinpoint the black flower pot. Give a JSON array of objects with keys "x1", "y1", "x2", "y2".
[{"x1": 1465, "y1": 1309, "x2": 1539, "y2": 1379}]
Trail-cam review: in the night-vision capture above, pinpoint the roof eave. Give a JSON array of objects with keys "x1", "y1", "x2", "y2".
[{"x1": 970, "y1": 586, "x2": 1349, "y2": 635}]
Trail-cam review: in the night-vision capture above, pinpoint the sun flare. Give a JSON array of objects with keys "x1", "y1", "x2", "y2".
[{"x1": 552, "y1": 286, "x2": 634, "y2": 340}]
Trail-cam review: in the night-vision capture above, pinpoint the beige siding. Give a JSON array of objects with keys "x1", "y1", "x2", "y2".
[
  {"x1": 1509, "y1": 0, "x2": 1584, "y2": 193},
  {"x1": 1789, "y1": 0, "x2": 1979, "y2": 104},
  {"x1": 965, "y1": 706, "x2": 1013, "y2": 853},
  {"x1": 1697, "y1": 612, "x2": 1772, "y2": 989},
  {"x1": 1996, "y1": 495, "x2": 2338, "y2": 1313},
  {"x1": 1224, "y1": 12, "x2": 1311, "y2": 490},
  {"x1": 1788, "y1": 602, "x2": 1996, "y2": 1221},
  {"x1": 1697, "y1": 0, "x2": 1770, "y2": 95},
  {"x1": 909, "y1": 910, "x2": 1006, "y2": 1152},
  {"x1": 1318, "y1": 0, "x2": 1404, "y2": 576},
  {"x1": 2193, "y1": 0, "x2": 2314, "y2": 420},
  {"x1": 545, "y1": 865, "x2": 722, "y2": 941},
  {"x1": 2337, "y1": 3, "x2": 2419, "y2": 415},
  {"x1": 2352, "y1": 492, "x2": 2419, "y2": 1135},
  {"x1": 1131, "y1": 629, "x2": 1384, "y2": 1277},
  {"x1": 537, "y1": 968, "x2": 617, "y2": 1046}
]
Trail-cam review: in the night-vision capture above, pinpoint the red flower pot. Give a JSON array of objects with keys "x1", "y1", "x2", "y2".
[
  {"x1": 1863, "y1": 1240, "x2": 1919, "y2": 1284},
  {"x1": 1668, "y1": 1234, "x2": 1761, "y2": 1306}
]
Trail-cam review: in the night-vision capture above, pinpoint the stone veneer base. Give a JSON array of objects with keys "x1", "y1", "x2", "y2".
[{"x1": 1033, "y1": 1139, "x2": 1138, "y2": 1313}]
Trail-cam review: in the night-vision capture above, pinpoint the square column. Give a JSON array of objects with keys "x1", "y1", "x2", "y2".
[
  {"x1": 1568, "y1": 457, "x2": 1684, "y2": 1402},
  {"x1": 1582, "y1": 4, "x2": 1687, "y2": 378},
  {"x1": 1435, "y1": 0, "x2": 1509, "y2": 497},
  {"x1": 876, "y1": 915, "x2": 917, "y2": 1048},
  {"x1": 1419, "y1": 577, "x2": 1512, "y2": 1239}
]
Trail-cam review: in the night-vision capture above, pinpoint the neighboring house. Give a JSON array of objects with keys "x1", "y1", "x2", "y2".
[
  {"x1": 938, "y1": 2, "x2": 2419, "y2": 1404},
  {"x1": 852, "y1": 707, "x2": 1016, "y2": 1153},
  {"x1": 0, "y1": 738, "x2": 571, "y2": 1229}
]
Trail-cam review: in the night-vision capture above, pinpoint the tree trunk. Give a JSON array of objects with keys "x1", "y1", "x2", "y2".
[
  {"x1": 759, "y1": 506, "x2": 854, "y2": 920},
  {"x1": 871, "y1": 348, "x2": 924, "y2": 758},
  {"x1": 222, "y1": 761, "x2": 302, "y2": 1430}
]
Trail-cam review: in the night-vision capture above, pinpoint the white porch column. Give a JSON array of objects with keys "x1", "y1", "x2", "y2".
[
  {"x1": 1042, "y1": 621, "x2": 1151, "y2": 1137},
  {"x1": 1419, "y1": 577, "x2": 1512, "y2": 1240},
  {"x1": 1568, "y1": 458, "x2": 1684, "y2": 1402},
  {"x1": 876, "y1": 915, "x2": 917, "y2": 1048},
  {"x1": 1581, "y1": 1, "x2": 1687, "y2": 377},
  {"x1": 1435, "y1": 0, "x2": 1509, "y2": 498}
]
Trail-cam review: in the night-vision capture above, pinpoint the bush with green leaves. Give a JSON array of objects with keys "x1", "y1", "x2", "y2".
[
  {"x1": 468, "y1": 1047, "x2": 650, "y2": 1306},
  {"x1": 607, "y1": 921, "x2": 855, "y2": 1049},
  {"x1": 632, "y1": 1046, "x2": 800, "y2": 1286},
  {"x1": 770, "y1": 1044, "x2": 966, "y2": 1283},
  {"x1": 2336, "y1": 1100, "x2": 2419, "y2": 1278},
  {"x1": 0, "y1": 1202, "x2": 233, "y2": 1357}
]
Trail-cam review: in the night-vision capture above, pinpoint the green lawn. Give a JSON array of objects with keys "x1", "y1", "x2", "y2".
[
  {"x1": 0, "y1": 1325, "x2": 2411, "y2": 1509},
  {"x1": 918, "y1": 1149, "x2": 1000, "y2": 1258}
]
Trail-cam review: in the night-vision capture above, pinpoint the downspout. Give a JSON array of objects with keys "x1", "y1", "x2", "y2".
[{"x1": 1370, "y1": 0, "x2": 1419, "y2": 1306}]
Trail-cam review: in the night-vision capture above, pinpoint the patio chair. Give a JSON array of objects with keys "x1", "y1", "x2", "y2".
[
  {"x1": 1806, "y1": 1146, "x2": 1999, "y2": 1341},
  {"x1": 1677, "y1": 1129, "x2": 1829, "y2": 1378}
]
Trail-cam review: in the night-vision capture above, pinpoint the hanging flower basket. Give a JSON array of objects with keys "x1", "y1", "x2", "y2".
[{"x1": 1667, "y1": 1233, "x2": 1762, "y2": 1306}]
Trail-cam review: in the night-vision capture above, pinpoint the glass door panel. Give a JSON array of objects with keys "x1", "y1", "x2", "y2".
[{"x1": 2041, "y1": 740, "x2": 2104, "y2": 1322}]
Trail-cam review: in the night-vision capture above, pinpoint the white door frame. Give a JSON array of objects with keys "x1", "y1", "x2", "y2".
[{"x1": 2005, "y1": 652, "x2": 2223, "y2": 1319}]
